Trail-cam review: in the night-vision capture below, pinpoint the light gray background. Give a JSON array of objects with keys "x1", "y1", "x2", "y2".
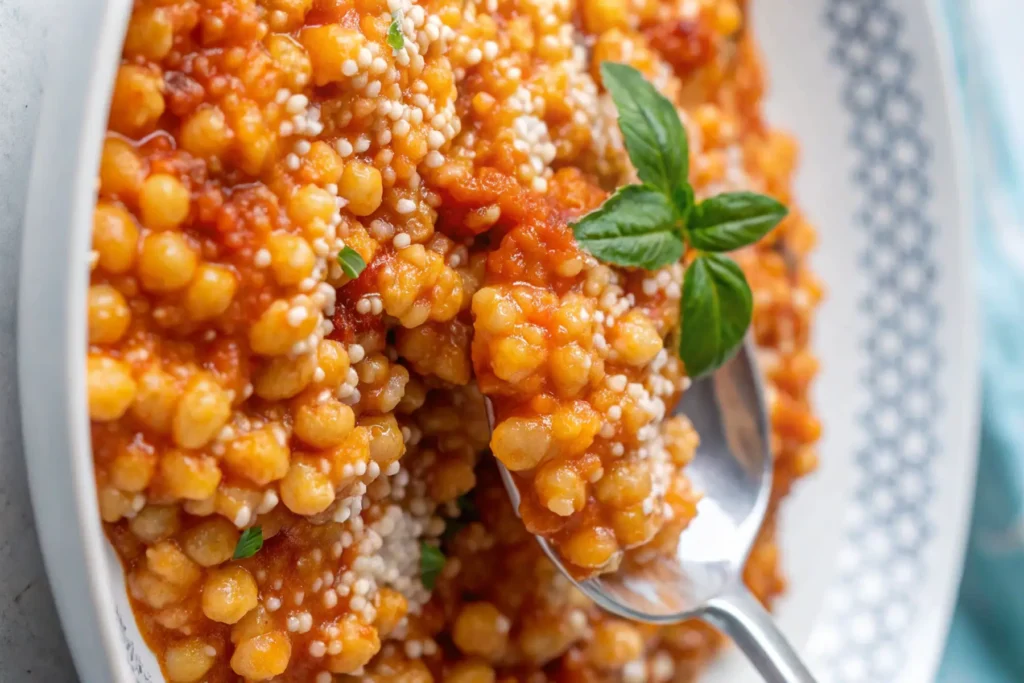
[{"x1": 0, "y1": 0, "x2": 78, "y2": 680}]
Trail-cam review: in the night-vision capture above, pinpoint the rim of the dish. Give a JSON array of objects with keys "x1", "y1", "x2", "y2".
[
  {"x1": 18, "y1": 0, "x2": 135, "y2": 680},
  {"x1": 891, "y1": 0, "x2": 980, "y2": 678}
]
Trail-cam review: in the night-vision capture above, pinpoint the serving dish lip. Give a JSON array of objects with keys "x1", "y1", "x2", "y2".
[
  {"x1": 17, "y1": 0, "x2": 135, "y2": 681},
  {"x1": 900, "y1": 0, "x2": 981, "y2": 678}
]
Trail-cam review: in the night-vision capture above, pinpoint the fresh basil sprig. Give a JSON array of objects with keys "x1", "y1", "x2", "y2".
[{"x1": 571, "y1": 62, "x2": 789, "y2": 378}]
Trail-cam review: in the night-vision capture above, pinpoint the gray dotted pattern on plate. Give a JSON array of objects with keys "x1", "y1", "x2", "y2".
[
  {"x1": 811, "y1": 0, "x2": 941, "y2": 681},
  {"x1": 118, "y1": 609, "x2": 155, "y2": 683}
]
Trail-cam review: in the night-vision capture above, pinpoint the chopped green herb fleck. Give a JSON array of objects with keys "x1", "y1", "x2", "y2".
[
  {"x1": 457, "y1": 495, "x2": 478, "y2": 519},
  {"x1": 233, "y1": 526, "x2": 263, "y2": 560},
  {"x1": 387, "y1": 11, "x2": 405, "y2": 51},
  {"x1": 420, "y1": 542, "x2": 446, "y2": 590},
  {"x1": 337, "y1": 246, "x2": 367, "y2": 279}
]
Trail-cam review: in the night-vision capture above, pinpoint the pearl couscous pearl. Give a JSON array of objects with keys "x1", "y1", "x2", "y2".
[
  {"x1": 88, "y1": 284, "x2": 132, "y2": 344},
  {"x1": 338, "y1": 161, "x2": 383, "y2": 216},
  {"x1": 231, "y1": 631, "x2": 292, "y2": 680},
  {"x1": 202, "y1": 565, "x2": 259, "y2": 624},
  {"x1": 92, "y1": 203, "x2": 139, "y2": 273},
  {"x1": 139, "y1": 174, "x2": 191, "y2": 231},
  {"x1": 138, "y1": 232, "x2": 198, "y2": 292},
  {"x1": 87, "y1": 355, "x2": 136, "y2": 421}
]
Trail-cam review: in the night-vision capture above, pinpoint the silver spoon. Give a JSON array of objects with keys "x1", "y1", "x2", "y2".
[{"x1": 486, "y1": 341, "x2": 817, "y2": 683}]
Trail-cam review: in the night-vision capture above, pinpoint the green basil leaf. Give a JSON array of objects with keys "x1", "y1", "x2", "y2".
[
  {"x1": 600, "y1": 62, "x2": 690, "y2": 209},
  {"x1": 420, "y1": 542, "x2": 446, "y2": 590},
  {"x1": 679, "y1": 183, "x2": 696, "y2": 220},
  {"x1": 387, "y1": 11, "x2": 405, "y2": 51},
  {"x1": 233, "y1": 526, "x2": 263, "y2": 560},
  {"x1": 337, "y1": 246, "x2": 367, "y2": 278},
  {"x1": 687, "y1": 192, "x2": 788, "y2": 252},
  {"x1": 679, "y1": 254, "x2": 752, "y2": 378},
  {"x1": 571, "y1": 184, "x2": 683, "y2": 269}
]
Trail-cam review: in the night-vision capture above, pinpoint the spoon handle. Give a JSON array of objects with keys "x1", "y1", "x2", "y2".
[{"x1": 701, "y1": 584, "x2": 818, "y2": 683}]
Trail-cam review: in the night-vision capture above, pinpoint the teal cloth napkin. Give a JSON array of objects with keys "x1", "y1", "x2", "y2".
[{"x1": 938, "y1": 0, "x2": 1024, "y2": 680}]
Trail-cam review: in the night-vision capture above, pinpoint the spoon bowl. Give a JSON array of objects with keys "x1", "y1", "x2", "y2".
[{"x1": 489, "y1": 341, "x2": 817, "y2": 683}]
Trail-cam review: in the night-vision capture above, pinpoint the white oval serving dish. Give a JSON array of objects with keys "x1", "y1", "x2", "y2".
[{"x1": 17, "y1": 0, "x2": 977, "y2": 681}]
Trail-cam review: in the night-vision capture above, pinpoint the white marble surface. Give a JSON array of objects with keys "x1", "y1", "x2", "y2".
[{"x1": 0, "y1": 0, "x2": 78, "y2": 680}]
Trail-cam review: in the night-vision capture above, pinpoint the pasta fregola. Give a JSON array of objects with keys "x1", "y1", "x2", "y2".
[{"x1": 87, "y1": 0, "x2": 821, "y2": 680}]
